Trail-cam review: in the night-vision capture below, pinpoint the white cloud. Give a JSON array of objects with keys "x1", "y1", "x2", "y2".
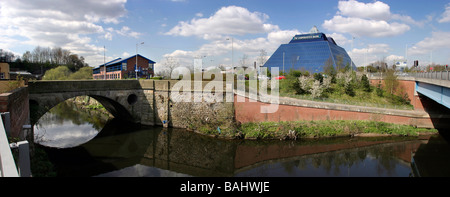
[
  {"x1": 195, "y1": 12, "x2": 204, "y2": 17},
  {"x1": 322, "y1": 0, "x2": 418, "y2": 38},
  {"x1": 165, "y1": 6, "x2": 279, "y2": 39},
  {"x1": 337, "y1": 0, "x2": 391, "y2": 20},
  {"x1": 408, "y1": 31, "x2": 450, "y2": 56},
  {"x1": 326, "y1": 33, "x2": 351, "y2": 46},
  {"x1": 122, "y1": 52, "x2": 130, "y2": 57},
  {"x1": 323, "y1": 16, "x2": 410, "y2": 37},
  {"x1": 385, "y1": 55, "x2": 405, "y2": 64},
  {"x1": 116, "y1": 26, "x2": 142, "y2": 38},
  {"x1": 158, "y1": 29, "x2": 300, "y2": 70},
  {"x1": 160, "y1": 5, "x2": 301, "y2": 70},
  {"x1": 439, "y1": 3, "x2": 450, "y2": 23},
  {"x1": 0, "y1": 0, "x2": 128, "y2": 66},
  {"x1": 348, "y1": 43, "x2": 392, "y2": 66}
]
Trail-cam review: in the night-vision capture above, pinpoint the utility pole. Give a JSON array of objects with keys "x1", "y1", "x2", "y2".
[
  {"x1": 283, "y1": 52, "x2": 285, "y2": 74},
  {"x1": 136, "y1": 42, "x2": 144, "y2": 80},
  {"x1": 104, "y1": 46, "x2": 106, "y2": 80},
  {"x1": 226, "y1": 37, "x2": 234, "y2": 73}
]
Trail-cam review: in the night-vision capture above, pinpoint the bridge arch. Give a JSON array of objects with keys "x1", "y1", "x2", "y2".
[
  {"x1": 28, "y1": 80, "x2": 146, "y2": 125},
  {"x1": 29, "y1": 91, "x2": 138, "y2": 125}
]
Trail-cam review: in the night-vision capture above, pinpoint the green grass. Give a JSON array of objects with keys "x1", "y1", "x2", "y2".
[{"x1": 238, "y1": 120, "x2": 438, "y2": 140}]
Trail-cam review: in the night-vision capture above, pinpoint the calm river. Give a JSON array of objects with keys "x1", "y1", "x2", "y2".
[{"x1": 33, "y1": 100, "x2": 450, "y2": 177}]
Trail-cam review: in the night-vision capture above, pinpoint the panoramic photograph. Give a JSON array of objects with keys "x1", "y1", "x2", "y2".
[{"x1": 1, "y1": 0, "x2": 450, "y2": 194}]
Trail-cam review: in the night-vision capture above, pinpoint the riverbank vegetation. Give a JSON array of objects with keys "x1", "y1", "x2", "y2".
[{"x1": 198, "y1": 120, "x2": 438, "y2": 140}]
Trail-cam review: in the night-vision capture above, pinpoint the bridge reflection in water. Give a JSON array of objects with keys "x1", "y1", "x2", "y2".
[{"x1": 40, "y1": 117, "x2": 445, "y2": 177}]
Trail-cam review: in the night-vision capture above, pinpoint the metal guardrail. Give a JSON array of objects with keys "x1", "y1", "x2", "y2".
[
  {"x1": 369, "y1": 71, "x2": 450, "y2": 81},
  {"x1": 0, "y1": 112, "x2": 31, "y2": 177},
  {"x1": 412, "y1": 71, "x2": 450, "y2": 81}
]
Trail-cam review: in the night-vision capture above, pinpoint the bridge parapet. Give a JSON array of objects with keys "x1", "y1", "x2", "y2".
[
  {"x1": 28, "y1": 80, "x2": 142, "y2": 94},
  {"x1": 368, "y1": 72, "x2": 450, "y2": 89}
]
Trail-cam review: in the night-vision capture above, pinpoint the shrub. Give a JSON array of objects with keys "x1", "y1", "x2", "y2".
[
  {"x1": 310, "y1": 80, "x2": 323, "y2": 98},
  {"x1": 361, "y1": 74, "x2": 371, "y2": 92},
  {"x1": 376, "y1": 81, "x2": 383, "y2": 97},
  {"x1": 345, "y1": 82, "x2": 355, "y2": 97},
  {"x1": 313, "y1": 73, "x2": 323, "y2": 83}
]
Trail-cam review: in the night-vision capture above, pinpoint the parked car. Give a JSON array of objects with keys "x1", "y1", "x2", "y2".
[{"x1": 274, "y1": 76, "x2": 286, "y2": 80}]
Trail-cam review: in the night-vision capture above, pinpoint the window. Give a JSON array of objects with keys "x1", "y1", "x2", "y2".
[{"x1": 122, "y1": 63, "x2": 127, "y2": 71}]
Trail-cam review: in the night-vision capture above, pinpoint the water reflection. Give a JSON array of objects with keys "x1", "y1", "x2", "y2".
[
  {"x1": 34, "y1": 100, "x2": 111, "y2": 148},
  {"x1": 42, "y1": 122, "x2": 433, "y2": 177},
  {"x1": 36, "y1": 100, "x2": 450, "y2": 177}
]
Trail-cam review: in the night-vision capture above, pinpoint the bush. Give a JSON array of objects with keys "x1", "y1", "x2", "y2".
[
  {"x1": 361, "y1": 74, "x2": 371, "y2": 92},
  {"x1": 345, "y1": 82, "x2": 355, "y2": 97},
  {"x1": 68, "y1": 67, "x2": 93, "y2": 80},
  {"x1": 376, "y1": 81, "x2": 383, "y2": 97},
  {"x1": 313, "y1": 73, "x2": 323, "y2": 83},
  {"x1": 43, "y1": 66, "x2": 71, "y2": 80}
]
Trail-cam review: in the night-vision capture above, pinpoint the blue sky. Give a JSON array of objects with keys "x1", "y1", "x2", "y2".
[{"x1": 1, "y1": 0, "x2": 450, "y2": 72}]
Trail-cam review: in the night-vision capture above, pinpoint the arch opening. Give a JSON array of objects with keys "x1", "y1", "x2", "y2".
[
  {"x1": 30, "y1": 95, "x2": 134, "y2": 125},
  {"x1": 31, "y1": 95, "x2": 135, "y2": 148}
]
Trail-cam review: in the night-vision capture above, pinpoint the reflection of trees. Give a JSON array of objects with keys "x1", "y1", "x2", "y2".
[
  {"x1": 36, "y1": 99, "x2": 111, "y2": 131},
  {"x1": 289, "y1": 143, "x2": 410, "y2": 176}
]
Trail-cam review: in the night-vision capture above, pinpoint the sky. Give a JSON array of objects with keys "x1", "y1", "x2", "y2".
[{"x1": 1, "y1": 0, "x2": 450, "y2": 72}]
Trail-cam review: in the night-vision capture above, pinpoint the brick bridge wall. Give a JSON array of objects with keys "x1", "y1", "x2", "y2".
[
  {"x1": 0, "y1": 87, "x2": 29, "y2": 138},
  {"x1": 369, "y1": 78, "x2": 425, "y2": 110}
]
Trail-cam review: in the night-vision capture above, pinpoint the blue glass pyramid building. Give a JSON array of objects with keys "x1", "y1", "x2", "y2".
[{"x1": 263, "y1": 26, "x2": 355, "y2": 73}]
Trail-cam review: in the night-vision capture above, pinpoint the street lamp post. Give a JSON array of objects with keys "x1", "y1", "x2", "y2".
[
  {"x1": 226, "y1": 37, "x2": 233, "y2": 73},
  {"x1": 136, "y1": 42, "x2": 144, "y2": 80}
]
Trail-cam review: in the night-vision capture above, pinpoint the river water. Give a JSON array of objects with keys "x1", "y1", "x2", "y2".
[{"x1": 33, "y1": 100, "x2": 450, "y2": 177}]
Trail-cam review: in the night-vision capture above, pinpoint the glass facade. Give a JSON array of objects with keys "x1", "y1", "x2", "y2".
[{"x1": 264, "y1": 32, "x2": 355, "y2": 74}]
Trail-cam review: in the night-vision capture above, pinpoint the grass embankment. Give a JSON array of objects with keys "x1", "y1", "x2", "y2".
[{"x1": 199, "y1": 120, "x2": 438, "y2": 140}]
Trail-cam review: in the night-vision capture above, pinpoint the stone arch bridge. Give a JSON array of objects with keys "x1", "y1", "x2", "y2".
[
  {"x1": 28, "y1": 80, "x2": 145, "y2": 124},
  {"x1": 28, "y1": 80, "x2": 234, "y2": 128}
]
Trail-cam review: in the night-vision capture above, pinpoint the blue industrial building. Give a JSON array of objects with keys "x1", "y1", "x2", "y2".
[{"x1": 263, "y1": 26, "x2": 355, "y2": 74}]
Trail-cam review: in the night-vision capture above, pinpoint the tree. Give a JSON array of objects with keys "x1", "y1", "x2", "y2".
[
  {"x1": 323, "y1": 57, "x2": 336, "y2": 83},
  {"x1": 257, "y1": 49, "x2": 267, "y2": 67},
  {"x1": 239, "y1": 54, "x2": 249, "y2": 68},
  {"x1": 43, "y1": 66, "x2": 71, "y2": 80},
  {"x1": 383, "y1": 69, "x2": 398, "y2": 95},
  {"x1": 163, "y1": 56, "x2": 180, "y2": 79},
  {"x1": 0, "y1": 49, "x2": 16, "y2": 62},
  {"x1": 68, "y1": 67, "x2": 93, "y2": 80},
  {"x1": 22, "y1": 51, "x2": 32, "y2": 62},
  {"x1": 361, "y1": 74, "x2": 371, "y2": 92}
]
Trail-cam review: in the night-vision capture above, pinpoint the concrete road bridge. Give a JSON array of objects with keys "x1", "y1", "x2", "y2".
[{"x1": 412, "y1": 72, "x2": 450, "y2": 110}]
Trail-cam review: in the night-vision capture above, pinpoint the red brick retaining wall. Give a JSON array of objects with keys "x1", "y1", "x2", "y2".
[
  {"x1": 0, "y1": 87, "x2": 29, "y2": 138},
  {"x1": 234, "y1": 93, "x2": 439, "y2": 129}
]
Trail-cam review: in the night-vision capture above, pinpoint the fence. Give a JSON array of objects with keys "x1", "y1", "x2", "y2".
[
  {"x1": 368, "y1": 71, "x2": 450, "y2": 81},
  {"x1": 412, "y1": 71, "x2": 450, "y2": 81},
  {"x1": 0, "y1": 112, "x2": 31, "y2": 177}
]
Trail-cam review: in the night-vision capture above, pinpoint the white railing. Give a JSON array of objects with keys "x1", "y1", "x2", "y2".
[
  {"x1": 0, "y1": 112, "x2": 19, "y2": 177},
  {"x1": 0, "y1": 112, "x2": 31, "y2": 177}
]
